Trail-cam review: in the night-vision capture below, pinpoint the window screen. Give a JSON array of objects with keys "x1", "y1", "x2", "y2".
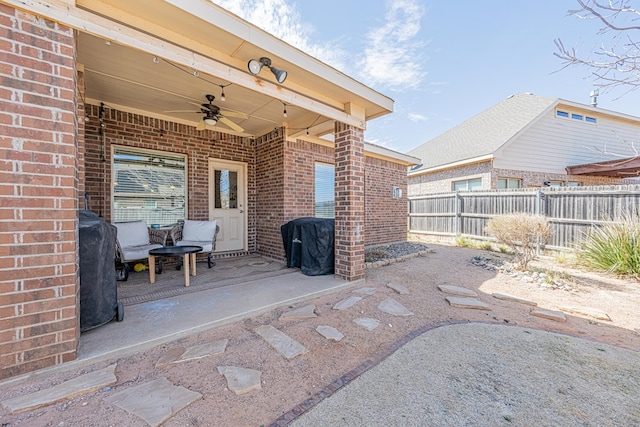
[
  {"x1": 453, "y1": 178, "x2": 482, "y2": 191},
  {"x1": 112, "y1": 147, "x2": 187, "y2": 226},
  {"x1": 315, "y1": 163, "x2": 334, "y2": 218}
]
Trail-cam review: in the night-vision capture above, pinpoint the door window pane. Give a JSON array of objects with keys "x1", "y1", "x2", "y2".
[
  {"x1": 112, "y1": 147, "x2": 186, "y2": 226},
  {"x1": 215, "y1": 169, "x2": 238, "y2": 209}
]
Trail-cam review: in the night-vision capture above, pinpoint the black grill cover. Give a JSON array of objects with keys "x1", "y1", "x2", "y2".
[
  {"x1": 281, "y1": 217, "x2": 334, "y2": 276},
  {"x1": 79, "y1": 210, "x2": 119, "y2": 331}
]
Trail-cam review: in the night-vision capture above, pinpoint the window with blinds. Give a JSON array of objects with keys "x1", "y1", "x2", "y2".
[
  {"x1": 112, "y1": 146, "x2": 187, "y2": 226},
  {"x1": 315, "y1": 162, "x2": 334, "y2": 218}
]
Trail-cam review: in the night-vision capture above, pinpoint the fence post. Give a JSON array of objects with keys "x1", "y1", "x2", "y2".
[
  {"x1": 535, "y1": 190, "x2": 542, "y2": 256},
  {"x1": 454, "y1": 191, "x2": 462, "y2": 236}
]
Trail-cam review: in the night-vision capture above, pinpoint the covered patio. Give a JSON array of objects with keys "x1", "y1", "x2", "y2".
[{"x1": 0, "y1": 0, "x2": 420, "y2": 380}]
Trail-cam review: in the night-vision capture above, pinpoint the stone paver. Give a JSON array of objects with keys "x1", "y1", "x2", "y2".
[
  {"x1": 217, "y1": 366, "x2": 262, "y2": 395},
  {"x1": 254, "y1": 325, "x2": 308, "y2": 359},
  {"x1": 316, "y1": 325, "x2": 344, "y2": 341},
  {"x1": 353, "y1": 287, "x2": 377, "y2": 295},
  {"x1": 438, "y1": 285, "x2": 477, "y2": 297},
  {"x1": 104, "y1": 377, "x2": 201, "y2": 427},
  {"x1": 530, "y1": 308, "x2": 567, "y2": 322},
  {"x1": 2, "y1": 364, "x2": 117, "y2": 414},
  {"x1": 280, "y1": 304, "x2": 317, "y2": 321},
  {"x1": 492, "y1": 293, "x2": 537, "y2": 306},
  {"x1": 377, "y1": 298, "x2": 414, "y2": 316},
  {"x1": 559, "y1": 306, "x2": 611, "y2": 321},
  {"x1": 353, "y1": 317, "x2": 380, "y2": 331},
  {"x1": 387, "y1": 283, "x2": 410, "y2": 294},
  {"x1": 333, "y1": 296, "x2": 362, "y2": 310},
  {"x1": 445, "y1": 296, "x2": 491, "y2": 310}
]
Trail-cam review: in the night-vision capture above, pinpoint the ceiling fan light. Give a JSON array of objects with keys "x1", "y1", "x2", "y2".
[{"x1": 204, "y1": 117, "x2": 217, "y2": 126}]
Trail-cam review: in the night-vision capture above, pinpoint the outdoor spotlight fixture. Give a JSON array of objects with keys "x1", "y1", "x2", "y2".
[{"x1": 247, "y1": 57, "x2": 287, "y2": 84}]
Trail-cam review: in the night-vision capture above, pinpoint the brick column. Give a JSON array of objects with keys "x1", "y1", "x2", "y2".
[
  {"x1": 334, "y1": 122, "x2": 365, "y2": 281},
  {"x1": 0, "y1": 5, "x2": 79, "y2": 380}
]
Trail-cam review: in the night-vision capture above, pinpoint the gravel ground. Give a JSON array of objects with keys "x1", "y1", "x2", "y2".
[{"x1": 291, "y1": 322, "x2": 640, "y2": 426}]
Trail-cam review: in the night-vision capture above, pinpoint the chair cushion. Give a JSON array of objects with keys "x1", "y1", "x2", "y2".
[
  {"x1": 176, "y1": 240, "x2": 212, "y2": 253},
  {"x1": 121, "y1": 243, "x2": 163, "y2": 262},
  {"x1": 182, "y1": 220, "x2": 217, "y2": 242},
  {"x1": 114, "y1": 221, "x2": 150, "y2": 248}
]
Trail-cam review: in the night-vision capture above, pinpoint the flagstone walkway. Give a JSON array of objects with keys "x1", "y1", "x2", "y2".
[{"x1": 0, "y1": 280, "x2": 609, "y2": 425}]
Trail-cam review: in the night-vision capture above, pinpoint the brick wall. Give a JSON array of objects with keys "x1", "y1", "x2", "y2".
[
  {"x1": 0, "y1": 5, "x2": 78, "y2": 380},
  {"x1": 255, "y1": 128, "x2": 285, "y2": 259},
  {"x1": 365, "y1": 156, "x2": 408, "y2": 245},
  {"x1": 408, "y1": 162, "x2": 493, "y2": 195},
  {"x1": 83, "y1": 104, "x2": 255, "y2": 230},
  {"x1": 334, "y1": 123, "x2": 365, "y2": 281}
]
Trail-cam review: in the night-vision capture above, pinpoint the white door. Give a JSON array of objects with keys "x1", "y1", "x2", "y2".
[{"x1": 209, "y1": 159, "x2": 246, "y2": 252}]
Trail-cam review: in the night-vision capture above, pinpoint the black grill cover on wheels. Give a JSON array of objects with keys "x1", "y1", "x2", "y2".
[
  {"x1": 281, "y1": 217, "x2": 334, "y2": 276},
  {"x1": 79, "y1": 210, "x2": 121, "y2": 331}
]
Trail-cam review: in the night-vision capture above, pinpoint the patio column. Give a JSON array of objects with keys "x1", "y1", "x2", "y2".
[
  {"x1": 334, "y1": 122, "x2": 365, "y2": 281},
  {"x1": 0, "y1": 6, "x2": 79, "y2": 380}
]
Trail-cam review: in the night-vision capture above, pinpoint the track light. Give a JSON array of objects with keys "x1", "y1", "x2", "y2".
[
  {"x1": 247, "y1": 57, "x2": 288, "y2": 84},
  {"x1": 283, "y1": 103, "x2": 287, "y2": 118},
  {"x1": 220, "y1": 87, "x2": 226, "y2": 102}
]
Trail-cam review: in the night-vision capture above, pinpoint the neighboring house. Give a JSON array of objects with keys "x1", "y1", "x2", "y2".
[
  {"x1": 408, "y1": 92, "x2": 640, "y2": 195},
  {"x1": 0, "y1": 1, "x2": 418, "y2": 380}
]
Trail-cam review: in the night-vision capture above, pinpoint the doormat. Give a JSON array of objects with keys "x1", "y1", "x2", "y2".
[{"x1": 117, "y1": 255, "x2": 294, "y2": 306}]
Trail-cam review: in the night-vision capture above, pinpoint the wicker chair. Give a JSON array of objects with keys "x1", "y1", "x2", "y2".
[
  {"x1": 170, "y1": 219, "x2": 219, "y2": 269},
  {"x1": 113, "y1": 220, "x2": 168, "y2": 281}
]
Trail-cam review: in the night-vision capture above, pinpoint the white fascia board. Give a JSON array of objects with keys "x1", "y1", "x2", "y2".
[
  {"x1": 408, "y1": 155, "x2": 494, "y2": 176},
  {"x1": 364, "y1": 143, "x2": 421, "y2": 166}
]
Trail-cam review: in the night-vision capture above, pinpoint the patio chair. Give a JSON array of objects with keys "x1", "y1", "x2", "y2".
[
  {"x1": 170, "y1": 219, "x2": 219, "y2": 269},
  {"x1": 113, "y1": 220, "x2": 168, "y2": 281}
]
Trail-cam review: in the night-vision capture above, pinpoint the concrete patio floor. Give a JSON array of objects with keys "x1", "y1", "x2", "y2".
[{"x1": 78, "y1": 269, "x2": 361, "y2": 366}]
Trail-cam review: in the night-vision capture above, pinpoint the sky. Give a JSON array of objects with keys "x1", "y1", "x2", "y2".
[{"x1": 212, "y1": 0, "x2": 640, "y2": 154}]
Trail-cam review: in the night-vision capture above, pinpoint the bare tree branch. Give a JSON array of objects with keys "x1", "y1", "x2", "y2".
[{"x1": 554, "y1": 0, "x2": 640, "y2": 91}]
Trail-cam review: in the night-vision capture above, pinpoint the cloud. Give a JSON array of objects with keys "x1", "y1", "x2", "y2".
[
  {"x1": 408, "y1": 112, "x2": 429, "y2": 122},
  {"x1": 356, "y1": 0, "x2": 427, "y2": 92},
  {"x1": 211, "y1": 0, "x2": 348, "y2": 71}
]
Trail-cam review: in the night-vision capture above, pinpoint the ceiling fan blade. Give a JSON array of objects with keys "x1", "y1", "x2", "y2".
[
  {"x1": 220, "y1": 110, "x2": 248, "y2": 119},
  {"x1": 219, "y1": 116, "x2": 244, "y2": 133},
  {"x1": 188, "y1": 101, "x2": 203, "y2": 108},
  {"x1": 196, "y1": 118, "x2": 206, "y2": 131},
  {"x1": 164, "y1": 110, "x2": 200, "y2": 113}
]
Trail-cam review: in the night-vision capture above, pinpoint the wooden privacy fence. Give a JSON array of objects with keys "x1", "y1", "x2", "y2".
[{"x1": 408, "y1": 185, "x2": 640, "y2": 250}]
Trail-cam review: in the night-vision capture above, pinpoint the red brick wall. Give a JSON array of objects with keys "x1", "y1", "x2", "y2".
[
  {"x1": 83, "y1": 105, "x2": 257, "y2": 252},
  {"x1": 255, "y1": 128, "x2": 286, "y2": 259},
  {"x1": 334, "y1": 123, "x2": 365, "y2": 281},
  {"x1": 0, "y1": 5, "x2": 79, "y2": 380},
  {"x1": 365, "y1": 156, "x2": 408, "y2": 245}
]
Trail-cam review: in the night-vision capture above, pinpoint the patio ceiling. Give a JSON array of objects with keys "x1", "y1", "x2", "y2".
[{"x1": 67, "y1": 0, "x2": 394, "y2": 140}]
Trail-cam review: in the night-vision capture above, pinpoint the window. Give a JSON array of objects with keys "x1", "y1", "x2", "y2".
[
  {"x1": 112, "y1": 146, "x2": 187, "y2": 226},
  {"x1": 497, "y1": 178, "x2": 521, "y2": 189},
  {"x1": 571, "y1": 113, "x2": 583, "y2": 120},
  {"x1": 315, "y1": 163, "x2": 334, "y2": 218},
  {"x1": 452, "y1": 178, "x2": 482, "y2": 191},
  {"x1": 585, "y1": 116, "x2": 597, "y2": 123},
  {"x1": 556, "y1": 110, "x2": 569, "y2": 118}
]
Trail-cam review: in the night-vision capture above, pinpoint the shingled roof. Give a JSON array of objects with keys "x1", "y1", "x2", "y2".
[{"x1": 408, "y1": 93, "x2": 558, "y2": 173}]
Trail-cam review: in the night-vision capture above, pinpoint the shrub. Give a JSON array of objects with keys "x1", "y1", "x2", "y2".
[
  {"x1": 485, "y1": 213, "x2": 551, "y2": 269},
  {"x1": 578, "y1": 212, "x2": 640, "y2": 279}
]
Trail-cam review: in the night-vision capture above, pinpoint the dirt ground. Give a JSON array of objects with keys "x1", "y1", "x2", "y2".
[{"x1": 1, "y1": 242, "x2": 639, "y2": 426}]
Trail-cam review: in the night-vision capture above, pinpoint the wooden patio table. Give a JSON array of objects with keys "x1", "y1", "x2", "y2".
[{"x1": 148, "y1": 245, "x2": 202, "y2": 287}]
